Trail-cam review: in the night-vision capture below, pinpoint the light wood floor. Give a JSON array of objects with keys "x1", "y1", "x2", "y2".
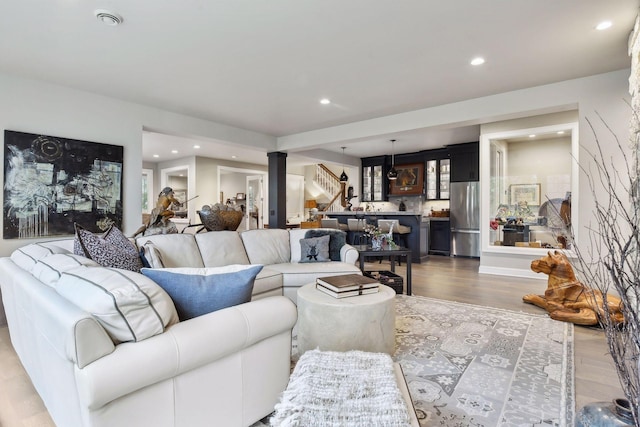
[{"x1": 0, "y1": 256, "x2": 623, "y2": 426}]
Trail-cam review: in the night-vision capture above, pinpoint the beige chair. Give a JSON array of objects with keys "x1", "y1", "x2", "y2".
[
  {"x1": 347, "y1": 218, "x2": 366, "y2": 231},
  {"x1": 377, "y1": 219, "x2": 411, "y2": 235},
  {"x1": 377, "y1": 219, "x2": 411, "y2": 265},
  {"x1": 347, "y1": 218, "x2": 367, "y2": 245},
  {"x1": 321, "y1": 218, "x2": 338, "y2": 228}
]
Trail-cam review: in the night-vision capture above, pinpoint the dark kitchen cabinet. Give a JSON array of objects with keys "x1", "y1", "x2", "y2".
[
  {"x1": 425, "y1": 158, "x2": 450, "y2": 200},
  {"x1": 450, "y1": 142, "x2": 479, "y2": 182},
  {"x1": 361, "y1": 156, "x2": 387, "y2": 201}
]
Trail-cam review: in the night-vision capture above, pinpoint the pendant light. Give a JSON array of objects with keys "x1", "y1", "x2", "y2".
[
  {"x1": 387, "y1": 139, "x2": 398, "y2": 180},
  {"x1": 339, "y1": 146, "x2": 349, "y2": 182}
]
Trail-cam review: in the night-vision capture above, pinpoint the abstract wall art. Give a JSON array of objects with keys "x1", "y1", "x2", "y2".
[{"x1": 3, "y1": 130, "x2": 123, "y2": 239}]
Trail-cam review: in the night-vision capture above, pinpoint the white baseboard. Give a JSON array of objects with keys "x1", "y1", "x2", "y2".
[{"x1": 478, "y1": 265, "x2": 545, "y2": 280}]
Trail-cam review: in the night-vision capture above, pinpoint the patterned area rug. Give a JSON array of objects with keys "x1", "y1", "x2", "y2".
[
  {"x1": 253, "y1": 295, "x2": 575, "y2": 427},
  {"x1": 394, "y1": 295, "x2": 574, "y2": 427}
]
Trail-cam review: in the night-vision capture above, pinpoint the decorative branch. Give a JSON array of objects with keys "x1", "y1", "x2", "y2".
[{"x1": 570, "y1": 110, "x2": 640, "y2": 426}]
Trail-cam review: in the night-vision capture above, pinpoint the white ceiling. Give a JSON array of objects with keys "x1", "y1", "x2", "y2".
[{"x1": 2, "y1": 1, "x2": 636, "y2": 165}]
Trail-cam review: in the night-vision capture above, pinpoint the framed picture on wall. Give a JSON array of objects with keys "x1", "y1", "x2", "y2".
[
  {"x1": 510, "y1": 183, "x2": 541, "y2": 205},
  {"x1": 389, "y1": 163, "x2": 424, "y2": 196},
  {"x1": 3, "y1": 130, "x2": 123, "y2": 238}
]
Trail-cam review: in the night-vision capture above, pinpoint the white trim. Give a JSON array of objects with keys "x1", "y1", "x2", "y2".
[{"x1": 478, "y1": 265, "x2": 546, "y2": 280}]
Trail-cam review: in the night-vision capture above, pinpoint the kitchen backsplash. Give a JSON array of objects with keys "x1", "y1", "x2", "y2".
[{"x1": 355, "y1": 196, "x2": 450, "y2": 214}]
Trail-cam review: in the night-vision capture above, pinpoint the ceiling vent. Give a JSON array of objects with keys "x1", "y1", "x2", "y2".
[{"x1": 95, "y1": 9, "x2": 123, "y2": 26}]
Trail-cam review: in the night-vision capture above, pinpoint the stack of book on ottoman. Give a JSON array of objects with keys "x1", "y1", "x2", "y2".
[{"x1": 315, "y1": 274, "x2": 379, "y2": 298}]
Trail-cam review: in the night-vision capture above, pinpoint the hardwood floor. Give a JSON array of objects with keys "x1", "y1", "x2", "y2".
[{"x1": 0, "y1": 255, "x2": 623, "y2": 426}]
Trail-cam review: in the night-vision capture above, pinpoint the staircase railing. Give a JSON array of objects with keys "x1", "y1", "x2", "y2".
[{"x1": 315, "y1": 164, "x2": 346, "y2": 213}]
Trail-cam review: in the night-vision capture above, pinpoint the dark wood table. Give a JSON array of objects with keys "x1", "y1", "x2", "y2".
[{"x1": 354, "y1": 245, "x2": 412, "y2": 295}]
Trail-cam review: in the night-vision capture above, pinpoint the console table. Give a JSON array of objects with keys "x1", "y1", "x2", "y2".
[{"x1": 354, "y1": 244, "x2": 412, "y2": 295}]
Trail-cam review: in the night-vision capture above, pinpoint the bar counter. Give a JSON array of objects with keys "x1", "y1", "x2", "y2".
[{"x1": 327, "y1": 211, "x2": 424, "y2": 263}]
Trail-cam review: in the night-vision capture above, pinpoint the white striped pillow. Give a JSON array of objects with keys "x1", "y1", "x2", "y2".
[
  {"x1": 56, "y1": 266, "x2": 179, "y2": 344},
  {"x1": 10, "y1": 243, "x2": 70, "y2": 272},
  {"x1": 31, "y1": 254, "x2": 100, "y2": 288}
]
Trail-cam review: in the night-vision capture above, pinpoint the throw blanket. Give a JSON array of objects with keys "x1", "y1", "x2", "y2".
[{"x1": 271, "y1": 349, "x2": 411, "y2": 427}]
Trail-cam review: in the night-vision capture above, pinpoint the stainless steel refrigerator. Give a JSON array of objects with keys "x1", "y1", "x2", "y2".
[{"x1": 450, "y1": 181, "x2": 480, "y2": 257}]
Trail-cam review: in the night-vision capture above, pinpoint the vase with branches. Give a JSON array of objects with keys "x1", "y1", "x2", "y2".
[{"x1": 570, "y1": 110, "x2": 640, "y2": 426}]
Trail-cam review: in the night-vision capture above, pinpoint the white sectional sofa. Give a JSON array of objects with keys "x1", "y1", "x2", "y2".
[
  {"x1": 0, "y1": 227, "x2": 360, "y2": 427},
  {"x1": 135, "y1": 228, "x2": 361, "y2": 304}
]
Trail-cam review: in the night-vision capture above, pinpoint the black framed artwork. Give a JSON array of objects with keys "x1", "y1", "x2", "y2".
[
  {"x1": 389, "y1": 163, "x2": 424, "y2": 196},
  {"x1": 3, "y1": 130, "x2": 123, "y2": 239}
]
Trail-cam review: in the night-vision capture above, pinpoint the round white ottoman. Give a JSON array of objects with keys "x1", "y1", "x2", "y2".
[{"x1": 297, "y1": 283, "x2": 396, "y2": 355}]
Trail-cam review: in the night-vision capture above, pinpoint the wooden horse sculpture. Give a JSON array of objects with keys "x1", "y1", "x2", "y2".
[{"x1": 523, "y1": 250, "x2": 624, "y2": 326}]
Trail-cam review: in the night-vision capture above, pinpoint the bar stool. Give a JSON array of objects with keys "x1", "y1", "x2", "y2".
[
  {"x1": 347, "y1": 218, "x2": 367, "y2": 245},
  {"x1": 377, "y1": 219, "x2": 411, "y2": 265},
  {"x1": 321, "y1": 217, "x2": 348, "y2": 231}
]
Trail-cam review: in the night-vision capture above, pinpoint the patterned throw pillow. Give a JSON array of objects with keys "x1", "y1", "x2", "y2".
[
  {"x1": 305, "y1": 229, "x2": 347, "y2": 261},
  {"x1": 74, "y1": 224, "x2": 143, "y2": 272},
  {"x1": 299, "y1": 234, "x2": 331, "y2": 263},
  {"x1": 141, "y1": 265, "x2": 263, "y2": 321}
]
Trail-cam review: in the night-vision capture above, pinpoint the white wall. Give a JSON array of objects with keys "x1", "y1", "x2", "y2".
[
  {"x1": 0, "y1": 72, "x2": 275, "y2": 256},
  {"x1": 280, "y1": 70, "x2": 632, "y2": 279},
  {"x1": 0, "y1": 69, "x2": 632, "y2": 276},
  {"x1": 506, "y1": 136, "x2": 572, "y2": 202}
]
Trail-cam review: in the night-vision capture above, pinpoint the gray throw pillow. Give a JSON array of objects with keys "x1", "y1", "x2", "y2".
[
  {"x1": 141, "y1": 265, "x2": 263, "y2": 321},
  {"x1": 305, "y1": 229, "x2": 347, "y2": 261},
  {"x1": 74, "y1": 224, "x2": 143, "y2": 272},
  {"x1": 299, "y1": 234, "x2": 331, "y2": 263}
]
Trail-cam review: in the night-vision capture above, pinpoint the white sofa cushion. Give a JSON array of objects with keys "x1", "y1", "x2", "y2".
[
  {"x1": 253, "y1": 267, "x2": 283, "y2": 298},
  {"x1": 195, "y1": 231, "x2": 250, "y2": 266},
  {"x1": 240, "y1": 229, "x2": 291, "y2": 265},
  {"x1": 269, "y1": 262, "x2": 362, "y2": 288},
  {"x1": 141, "y1": 265, "x2": 263, "y2": 321},
  {"x1": 31, "y1": 253, "x2": 100, "y2": 288},
  {"x1": 136, "y1": 234, "x2": 204, "y2": 268},
  {"x1": 10, "y1": 242, "x2": 71, "y2": 272},
  {"x1": 139, "y1": 240, "x2": 165, "y2": 268},
  {"x1": 56, "y1": 266, "x2": 179, "y2": 344}
]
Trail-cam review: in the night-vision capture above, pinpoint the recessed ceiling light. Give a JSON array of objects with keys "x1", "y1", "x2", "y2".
[
  {"x1": 596, "y1": 21, "x2": 612, "y2": 31},
  {"x1": 231, "y1": 155, "x2": 237, "y2": 159},
  {"x1": 193, "y1": 145, "x2": 200, "y2": 149},
  {"x1": 153, "y1": 154, "x2": 159, "y2": 158},
  {"x1": 320, "y1": 98, "x2": 331, "y2": 105},
  {"x1": 171, "y1": 150, "x2": 178, "y2": 154},
  {"x1": 470, "y1": 57, "x2": 485, "y2": 66},
  {"x1": 557, "y1": 131, "x2": 565, "y2": 135},
  {"x1": 529, "y1": 134, "x2": 536, "y2": 138},
  {"x1": 94, "y1": 9, "x2": 123, "y2": 26}
]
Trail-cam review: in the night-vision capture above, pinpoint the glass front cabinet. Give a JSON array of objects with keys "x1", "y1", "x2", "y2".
[
  {"x1": 361, "y1": 156, "x2": 387, "y2": 201},
  {"x1": 425, "y1": 158, "x2": 450, "y2": 200}
]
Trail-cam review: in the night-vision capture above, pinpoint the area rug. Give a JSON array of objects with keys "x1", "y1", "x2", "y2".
[
  {"x1": 394, "y1": 295, "x2": 574, "y2": 427},
  {"x1": 253, "y1": 295, "x2": 575, "y2": 427}
]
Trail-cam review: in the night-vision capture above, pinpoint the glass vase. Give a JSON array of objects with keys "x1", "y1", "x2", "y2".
[
  {"x1": 371, "y1": 236, "x2": 382, "y2": 250},
  {"x1": 576, "y1": 398, "x2": 635, "y2": 426}
]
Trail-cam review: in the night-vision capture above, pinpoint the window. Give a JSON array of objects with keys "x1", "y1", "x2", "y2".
[{"x1": 483, "y1": 122, "x2": 578, "y2": 252}]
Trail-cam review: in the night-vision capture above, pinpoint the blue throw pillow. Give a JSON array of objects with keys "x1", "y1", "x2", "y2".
[{"x1": 141, "y1": 265, "x2": 263, "y2": 321}]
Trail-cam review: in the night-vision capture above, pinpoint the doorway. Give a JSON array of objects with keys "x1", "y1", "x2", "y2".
[{"x1": 218, "y1": 166, "x2": 268, "y2": 229}]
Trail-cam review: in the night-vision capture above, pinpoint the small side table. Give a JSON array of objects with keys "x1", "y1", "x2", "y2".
[
  {"x1": 354, "y1": 245, "x2": 412, "y2": 295},
  {"x1": 297, "y1": 283, "x2": 396, "y2": 356}
]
